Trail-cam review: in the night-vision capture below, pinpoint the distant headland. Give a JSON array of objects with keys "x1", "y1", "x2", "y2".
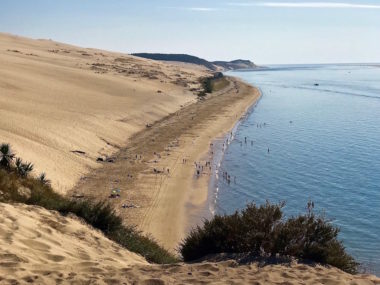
[{"x1": 132, "y1": 53, "x2": 257, "y2": 71}]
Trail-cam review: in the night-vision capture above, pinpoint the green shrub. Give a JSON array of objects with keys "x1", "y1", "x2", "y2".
[
  {"x1": 180, "y1": 202, "x2": 358, "y2": 274},
  {"x1": 0, "y1": 143, "x2": 15, "y2": 169},
  {"x1": 0, "y1": 145, "x2": 177, "y2": 264}
]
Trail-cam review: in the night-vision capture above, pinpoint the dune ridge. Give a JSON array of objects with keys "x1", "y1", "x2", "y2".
[{"x1": 0, "y1": 32, "x2": 208, "y2": 193}]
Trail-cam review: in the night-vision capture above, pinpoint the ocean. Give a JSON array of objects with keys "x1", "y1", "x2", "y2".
[{"x1": 212, "y1": 64, "x2": 380, "y2": 274}]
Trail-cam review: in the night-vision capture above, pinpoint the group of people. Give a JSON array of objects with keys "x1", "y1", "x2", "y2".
[
  {"x1": 194, "y1": 161, "x2": 212, "y2": 176},
  {"x1": 222, "y1": 171, "x2": 236, "y2": 184},
  {"x1": 153, "y1": 167, "x2": 170, "y2": 174},
  {"x1": 256, "y1": 122, "x2": 267, "y2": 128}
]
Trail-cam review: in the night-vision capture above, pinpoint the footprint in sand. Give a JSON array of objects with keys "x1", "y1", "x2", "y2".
[
  {"x1": 199, "y1": 271, "x2": 215, "y2": 277},
  {"x1": 0, "y1": 231, "x2": 13, "y2": 244},
  {"x1": 0, "y1": 253, "x2": 27, "y2": 268},
  {"x1": 22, "y1": 229, "x2": 42, "y2": 239},
  {"x1": 103, "y1": 278, "x2": 120, "y2": 285},
  {"x1": 194, "y1": 263, "x2": 220, "y2": 272},
  {"x1": 141, "y1": 279, "x2": 165, "y2": 285},
  {"x1": 20, "y1": 239, "x2": 51, "y2": 251},
  {"x1": 76, "y1": 249, "x2": 91, "y2": 261},
  {"x1": 43, "y1": 253, "x2": 65, "y2": 262}
]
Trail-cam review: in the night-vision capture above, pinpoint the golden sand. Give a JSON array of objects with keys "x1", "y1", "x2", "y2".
[
  {"x1": 1, "y1": 33, "x2": 379, "y2": 284},
  {"x1": 0, "y1": 32, "x2": 208, "y2": 193},
  {"x1": 1, "y1": 203, "x2": 379, "y2": 285}
]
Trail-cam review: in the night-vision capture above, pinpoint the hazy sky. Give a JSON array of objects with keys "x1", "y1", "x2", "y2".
[{"x1": 1, "y1": 0, "x2": 380, "y2": 64}]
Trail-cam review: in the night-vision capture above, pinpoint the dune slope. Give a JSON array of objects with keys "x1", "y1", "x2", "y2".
[
  {"x1": 1, "y1": 203, "x2": 379, "y2": 285},
  {"x1": 0, "y1": 33, "x2": 208, "y2": 193}
]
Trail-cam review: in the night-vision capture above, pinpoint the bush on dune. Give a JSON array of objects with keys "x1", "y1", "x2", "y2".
[
  {"x1": 180, "y1": 202, "x2": 358, "y2": 274},
  {"x1": 0, "y1": 143, "x2": 177, "y2": 264}
]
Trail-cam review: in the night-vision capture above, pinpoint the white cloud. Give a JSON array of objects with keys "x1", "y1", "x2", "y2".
[
  {"x1": 187, "y1": 7, "x2": 219, "y2": 12},
  {"x1": 228, "y1": 2, "x2": 380, "y2": 9},
  {"x1": 164, "y1": 6, "x2": 219, "y2": 12}
]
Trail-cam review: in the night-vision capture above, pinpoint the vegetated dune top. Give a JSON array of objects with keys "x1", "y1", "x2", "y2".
[
  {"x1": 1, "y1": 202, "x2": 379, "y2": 285},
  {"x1": 0, "y1": 33, "x2": 209, "y2": 193}
]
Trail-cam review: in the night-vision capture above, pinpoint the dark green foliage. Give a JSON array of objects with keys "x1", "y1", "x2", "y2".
[
  {"x1": 180, "y1": 202, "x2": 358, "y2": 274},
  {"x1": 198, "y1": 73, "x2": 226, "y2": 96},
  {"x1": 0, "y1": 144, "x2": 177, "y2": 264},
  {"x1": 38, "y1": 172, "x2": 51, "y2": 185},
  {"x1": 15, "y1": 158, "x2": 34, "y2": 178},
  {"x1": 202, "y1": 78, "x2": 213, "y2": 94},
  {"x1": 110, "y1": 228, "x2": 177, "y2": 264},
  {"x1": 0, "y1": 143, "x2": 15, "y2": 169},
  {"x1": 15, "y1": 157, "x2": 23, "y2": 174}
]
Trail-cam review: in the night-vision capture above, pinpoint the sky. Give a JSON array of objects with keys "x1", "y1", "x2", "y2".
[{"x1": 1, "y1": 0, "x2": 380, "y2": 64}]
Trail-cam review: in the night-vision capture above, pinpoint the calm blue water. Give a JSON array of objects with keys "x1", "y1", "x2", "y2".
[{"x1": 215, "y1": 64, "x2": 380, "y2": 274}]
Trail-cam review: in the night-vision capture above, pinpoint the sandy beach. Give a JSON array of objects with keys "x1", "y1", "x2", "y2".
[{"x1": 72, "y1": 76, "x2": 260, "y2": 250}]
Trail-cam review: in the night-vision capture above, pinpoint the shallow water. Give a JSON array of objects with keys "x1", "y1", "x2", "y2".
[{"x1": 215, "y1": 64, "x2": 380, "y2": 274}]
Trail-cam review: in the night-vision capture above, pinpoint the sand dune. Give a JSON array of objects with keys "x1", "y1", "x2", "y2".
[
  {"x1": 0, "y1": 33, "x2": 208, "y2": 193},
  {"x1": 1, "y1": 202, "x2": 379, "y2": 284},
  {"x1": 2, "y1": 33, "x2": 379, "y2": 284}
]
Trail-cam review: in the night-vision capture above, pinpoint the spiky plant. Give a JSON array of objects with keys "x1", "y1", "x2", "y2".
[
  {"x1": 0, "y1": 143, "x2": 15, "y2": 169},
  {"x1": 20, "y1": 162, "x2": 34, "y2": 178},
  {"x1": 15, "y1": 157, "x2": 23, "y2": 175},
  {"x1": 38, "y1": 172, "x2": 51, "y2": 185}
]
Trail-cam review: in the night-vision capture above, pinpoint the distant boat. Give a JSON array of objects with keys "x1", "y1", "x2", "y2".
[{"x1": 314, "y1": 83, "x2": 319, "y2": 86}]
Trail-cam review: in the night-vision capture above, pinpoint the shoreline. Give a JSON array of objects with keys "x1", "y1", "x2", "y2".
[
  {"x1": 72, "y1": 76, "x2": 261, "y2": 251},
  {"x1": 206, "y1": 86, "x2": 263, "y2": 218}
]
